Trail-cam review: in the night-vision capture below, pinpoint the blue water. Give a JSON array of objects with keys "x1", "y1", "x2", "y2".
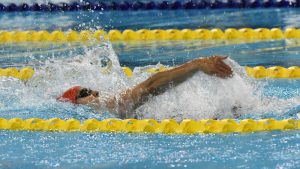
[
  {"x1": 1, "y1": 8, "x2": 300, "y2": 31},
  {"x1": 1, "y1": 8, "x2": 300, "y2": 169},
  {"x1": 1, "y1": 131, "x2": 300, "y2": 169},
  {"x1": 2, "y1": 40, "x2": 300, "y2": 68}
]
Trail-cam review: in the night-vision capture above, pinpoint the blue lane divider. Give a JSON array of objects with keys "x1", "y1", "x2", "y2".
[{"x1": 0, "y1": 0, "x2": 299, "y2": 11}]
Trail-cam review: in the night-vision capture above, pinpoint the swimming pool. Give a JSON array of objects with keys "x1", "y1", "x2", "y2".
[{"x1": 1, "y1": 6, "x2": 300, "y2": 168}]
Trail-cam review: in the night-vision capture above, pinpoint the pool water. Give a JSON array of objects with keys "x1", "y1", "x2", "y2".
[
  {"x1": 1, "y1": 7, "x2": 300, "y2": 168},
  {"x1": 1, "y1": 131, "x2": 300, "y2": 169},
  {"x1": 1, "y1": 8, "x2": 300, "y2": 31}
]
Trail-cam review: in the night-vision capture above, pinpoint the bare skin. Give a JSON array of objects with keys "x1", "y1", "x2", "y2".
[{"x1": 76, "y1": 56, "x2": 232, "y2": 118}]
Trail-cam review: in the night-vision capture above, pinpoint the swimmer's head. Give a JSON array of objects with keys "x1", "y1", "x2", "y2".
[{"x1": 57, "y1": 86, "x2": 99, "y2": 104}]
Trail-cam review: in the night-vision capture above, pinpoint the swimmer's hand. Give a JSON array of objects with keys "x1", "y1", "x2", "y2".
[{"x1": 197, "y1": 56, "x2": 233, "y2": 78}]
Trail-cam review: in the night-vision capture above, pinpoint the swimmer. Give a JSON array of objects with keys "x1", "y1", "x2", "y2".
[{"x1": 57, "y1": 56, "x2": 233, "y2": 119}]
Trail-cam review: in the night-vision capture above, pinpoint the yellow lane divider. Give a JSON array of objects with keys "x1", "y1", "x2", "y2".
[
  {"x1": 124, "y1": 66, "x2": 300, "y2": 79},
  {"x1": 1, "y1": 28, "x2": 300, "y2": 43},
  {"x1": 245, "y1": 66, "x2": 300, "y2": 78},
  {"x1": 0, "y1": 67, "x2": 34, "y2": 81},
  {"x1": 1, "y1": 66, "x2": 300, "y2": 81},
  {"x1": 0, "y1": 118, "x2": 298, "y2": 134}
]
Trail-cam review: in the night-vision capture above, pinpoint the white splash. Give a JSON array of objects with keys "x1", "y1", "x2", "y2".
[
  {"x1": 27, "y1": 43, "x2": 129, "y2": 98},
  {"x1": 0, "y1": 42, "x2": 128, "y2": 115},
  {"x1": 133, "y1": 59, "x2": 300, "y2": 121},
  {"x1": 0, "y1": 43, "x2": 300, "y2": 121}
]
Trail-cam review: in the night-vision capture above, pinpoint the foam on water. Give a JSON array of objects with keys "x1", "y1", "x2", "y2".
[
  {"x1": 27, "y1": 43, "x2": 128, "y2": 95},
  {"x1": 0, "y1": 42, "x2": 128, "y2": 119},
  {"x1": 133, "y1": 59, "x2": 300, "y2": 121},
  {"x1": 0, "y1": 43, "x2": 300, "y2": 121}
]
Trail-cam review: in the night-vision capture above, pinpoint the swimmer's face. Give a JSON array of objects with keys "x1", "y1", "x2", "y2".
[{"x1": 76, "y1": 87, "x2": 99, "y2": 104}]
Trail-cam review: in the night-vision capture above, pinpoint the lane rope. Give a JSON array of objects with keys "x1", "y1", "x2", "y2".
[
  {"x1": 0, "y1": 67, "x2": 34, "y2": 81},
  {"x1": 1, "y1": 66, "x2": 300, "y2": 81},
  {"x1": 0, "y1": 118, "x2": 298, "y2": 134},
  {"x1": 0, "y1": 28, "x2": 300, "y2": 42},
  {"x1": 0, "y1": 1, "x2": 298, "y2": 12},
  {"x1": 124, "y1": 66, "x2": 300, "y2": 79}
]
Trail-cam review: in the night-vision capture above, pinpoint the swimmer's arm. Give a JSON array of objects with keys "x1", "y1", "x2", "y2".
[
  {"x1": 106, "y1": 56, "x2": 232, "y2": 118},
  {"x1": 106, "y1": 58, "x2": 200, "y2": 118}
]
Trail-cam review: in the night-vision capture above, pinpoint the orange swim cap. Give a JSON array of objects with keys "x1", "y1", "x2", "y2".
[{"x1": 57, "y1": 86, "x2": 81, "y2": 103}]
